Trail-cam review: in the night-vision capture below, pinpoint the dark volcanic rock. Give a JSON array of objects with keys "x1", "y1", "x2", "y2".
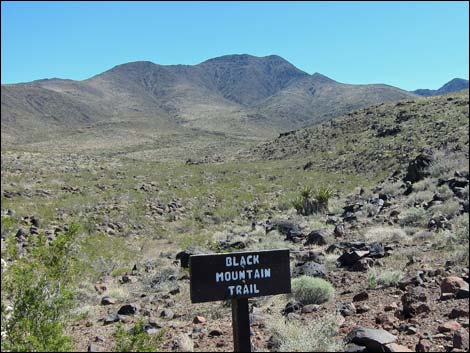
[
  {"x1": 353, "y1": 291, "x2": 369, "y2": 302},
  {"x1": 338, "y1": 250, "x2": 370, "y2": 267},
  {"x1": 345, "y1": 327, "x2": 397, "y2": 352},
  {"x1": 117, "y1": 303, "x2": 139, "y2": 316},
  {"x1": 367, "y1": 242, "x2": 385, "y2": 258},
  {"x1": 402, "y1": 286, "x2": 429, "y2": 318},
  {"x1": 334, "y1": 223, "x2": 346, "y2": 237},
  {"x1": 304, "y1": 228, "x2": 331, "y2": 246},
  {"x1": 292, "y1": 261, "x2": 326, "y2": 278},
  {"x1": 272, "y1": 220, "x2": 302, "y2": 239},
  {"x1": 282, "y1": 300, "x2": 303, "y2": 315}
]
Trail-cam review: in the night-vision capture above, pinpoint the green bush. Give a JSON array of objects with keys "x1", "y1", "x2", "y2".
[
  {"x1": 1, "y1": 224, "x2": 81, "y2": 352},
  {"x1": 114, "y1": 320, "x2": 165, "y2": 352},
  {"x1": 291, "y1": 276, "x2": 335, "y2": 305}
]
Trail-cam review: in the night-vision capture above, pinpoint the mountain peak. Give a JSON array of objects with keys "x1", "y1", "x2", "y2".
[{"x1": 413, "y1": 78, "x2": 469, "y2": 96}]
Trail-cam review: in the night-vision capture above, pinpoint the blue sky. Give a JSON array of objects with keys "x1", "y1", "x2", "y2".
[{"x1": 1, "y1": 1, "x2": 468, "y2": 90}]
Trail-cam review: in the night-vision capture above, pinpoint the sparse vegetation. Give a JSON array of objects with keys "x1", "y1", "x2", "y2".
[
  {"x1": 399, "y1": 207, "x2": 427, "y2": 227},
  {"x1": 269, "y1": 313, "x2": 344, "y2": 351},
  {"x1": 363, "y1": 226, "x2": 408, "y2": 243},
  {"x1": 368, "y1": 268, "x2": 404, "y2": 289},
  {"x1": 113, "y1": 320, "x2": 165, "y2": 352}
]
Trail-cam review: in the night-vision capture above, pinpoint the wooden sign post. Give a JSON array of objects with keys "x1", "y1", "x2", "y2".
[{"x1": 189, "y1": 249, "x2": 291, "y2": 352}]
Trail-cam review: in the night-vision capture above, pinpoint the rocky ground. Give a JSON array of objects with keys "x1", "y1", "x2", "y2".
[{"x1": 1, "y1": 92, "x2": 469, "y2": 352}]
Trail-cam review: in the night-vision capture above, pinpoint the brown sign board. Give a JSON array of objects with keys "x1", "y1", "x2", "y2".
[{"x1": 189, "y1": 249, "x2": 291, "y2": 304}]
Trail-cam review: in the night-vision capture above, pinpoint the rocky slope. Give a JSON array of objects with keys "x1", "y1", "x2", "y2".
[{"x1": 245, "y1": 90, "x2": 469, "y2": 177}]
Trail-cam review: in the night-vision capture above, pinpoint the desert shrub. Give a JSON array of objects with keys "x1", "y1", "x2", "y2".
[
  {"x1": 412, "y1": 178, "x2": 435, "y2": 193},
  {"x1": 406, "y1": 190, "x2": 434, "y2": 207},
  {"x1": 363, "y1": 227, "x2": 407, "y2": 242},
  {"x1": 399, "y1": 207, "x2": 427, "y2": 227},
  {"x1": 429, "y1": 199, "x2": 462, "y2": 219},
  {"x1": 291, "y1": 276, "x2": 334, "y2": 305},
  {"x1": 380, "y1": 181, "x2": 404, "y2": 196},
  {"x1": 79, "y1": 232, "x2": 137, "y2": 280},
  {"x1": 436, "y1": 184, "x2": 455, "y2": 201},
  {"x1": 1, "y1": 224, "x2": 81, "y2": 352},
  {"x1": 450, "y1": 214, "x2": 469, "y2": 243},
  {"x1": 269, "y1": 313, "x2": 344, "y2": 351},
  {"x1": 428, "y1": 152, "x2": 468, "y2": 179},
  {"x1": 368, "y1": 268, "x2": 404, "y2": 289},
  {"x1": 361, "y1": 202, "x2": 380, "y2": 217},
  {"x1": 113, "y1": 320, "x2": 165, "y2": 352}
]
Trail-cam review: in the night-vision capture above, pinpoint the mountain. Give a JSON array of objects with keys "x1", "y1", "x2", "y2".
[
  {"x1": 1, "y1": 54, "x2": 417, "y2": 151},
  {"x1": 413, "y1": 78, "x2": 469, "y2": 97},
  {"x1": 244, "y1": 90, "x2": 469, "y2": 176}
]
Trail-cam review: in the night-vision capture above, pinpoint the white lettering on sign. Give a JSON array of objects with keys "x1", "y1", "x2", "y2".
[
  {"x1": 215, "y1": 268, "x2": 271, "y2": 282},
  {"x1": 228, "y1": 284, "x2": 260, "y2": 296},
  {"x1": 215, "y1": 254, "x2": 272, "y2": 298},
  {"x1": 225, "y1": 255, "x2": 260, "y2": 267}
]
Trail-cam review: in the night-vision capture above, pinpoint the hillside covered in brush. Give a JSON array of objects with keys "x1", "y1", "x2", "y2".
[{"x1": 245, "y1": 90, "x2": 469, "y2": 178}]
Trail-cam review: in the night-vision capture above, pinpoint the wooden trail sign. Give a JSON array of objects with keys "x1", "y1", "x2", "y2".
[{"x1": 189, "y1": 249, "x2": 291, "y2": 352}]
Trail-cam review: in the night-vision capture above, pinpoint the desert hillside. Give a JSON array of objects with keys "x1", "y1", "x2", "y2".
[{"x1": 1, "y1": 89, "x2": 468, "y2": 352}]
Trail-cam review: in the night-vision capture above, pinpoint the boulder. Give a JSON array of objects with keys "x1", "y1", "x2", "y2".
[
  {"x1": 273, "y1": 221, "x2": 302, "y2": 239},
  {"x1": 292, "y1": 261, "x2": 326, "y2": 278},
  {"x1": 353, "y1": 291, "x2": 369, "y2": 302},
  {"x1": 117, "y1": 304, "x2": 140, "y2": 316},
  {"x1": 304, "y1": 228, "x2": 331, "y2": 246},
  {"x1": 345, "y1": 327, "x2": 397, "y2": 352},
  {"x1": 293, "y1": 250, "x2": 324, "y2": 263},
  {"x1": 441, "y1": 276, "x2": 469, "y2": 299},
  {"x1": 334, "y1": 223, "x2": 346, "y2": 238},
  {"x1": 338, "y1": 250, "x2": 370, "y2": 267},
  {"x1": 402, "y1": 286, "x2": 429, "y2": 318}
]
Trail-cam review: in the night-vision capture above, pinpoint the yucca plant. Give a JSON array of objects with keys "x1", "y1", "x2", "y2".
[{"x1": 292, "y1": 185, "x2": 334, "y2": 215}]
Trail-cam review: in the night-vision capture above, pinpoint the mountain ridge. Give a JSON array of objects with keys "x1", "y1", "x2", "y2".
[{"x1": 1, "y1": 54, "x2": 419, "y2": 151}]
